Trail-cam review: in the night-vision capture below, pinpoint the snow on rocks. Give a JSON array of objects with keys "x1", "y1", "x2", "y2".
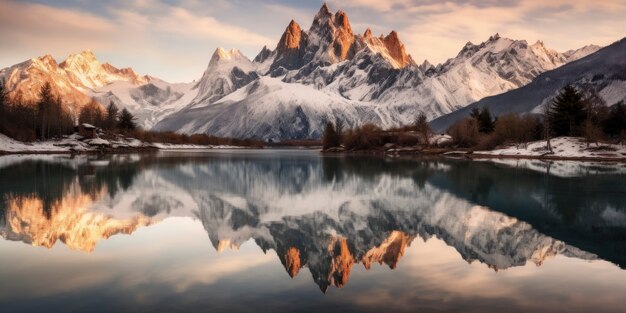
[
  {"x1": 0, "y1": 133, "x2": 225, "y2": 154},
  {"x1": 476, "y1": 137, "x2": 626, "y2": 161}
]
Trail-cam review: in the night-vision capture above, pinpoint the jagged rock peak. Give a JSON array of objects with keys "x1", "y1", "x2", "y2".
[
  {"x1": 278, "y1": 20, "x2": 304, "y2": 50},
  {"x1": 254, "y1": 45, "x2": 273, "y2": 63},
  {"x1": 33, "y1": 54, "x2": 58, "y2": 69},
  {"x1": 209, "y1": 47, "x2": 248, "y2": 67},
  {"x1": 334, "y1": 10, "x2": 351, "y2": 30},
  {"x1": 60, "y1": 49, "x2": 99, "y2": 68},
  {"x1": 318, "y1": 2, "x2": 332, "y2": 18},
  {"x1": 533, "y1": 40, "x2": 545, "y2": 47},
  {"x1": 311, "y1": 2, "x2": 334, "y2": 32},
  {"x1": 381, "y1": 31, "x2": 415, "y2": 67},
  {"x1": 489, "y1": 33, "x2": 501, "y2": 41},
  {"x1": 364, "y1": 28, "x2": 373, "y2": 39},
  {"x1": 419, "y1": 59, "x2": 434, "y2": 72}
]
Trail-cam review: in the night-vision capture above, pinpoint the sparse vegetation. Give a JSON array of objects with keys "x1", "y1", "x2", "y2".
[{"x1": 446, "y1": 85, "x2": 624, "y2": 151}]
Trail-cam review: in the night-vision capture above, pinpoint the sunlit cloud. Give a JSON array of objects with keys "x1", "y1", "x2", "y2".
[{"x1": 0, "y1": 0, "x2": 625, "y2": 81}]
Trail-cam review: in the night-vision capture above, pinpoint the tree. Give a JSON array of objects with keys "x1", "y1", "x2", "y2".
[
  {"x1": 36, "y1": 82, "x2": 54, "y2": 140},
  {"x1": 548, "y1": 85, "x2": 587, "y2": 136},
  {"x1": 322, "y1": 121, "x2": 340, "y2": 149},
  {"x1": 478, "y1": 107, "x2": 495, "y2": 133},
  {"x1": 414, "y1": 111, "x2": 432, "y2": 146},
  {"x1": 0, "y1": 81, "x2": 6, "y2": 116},
  {"x1": 79, "y1": 99, "x2": 104, "y2": 127},
  {"x1": 448, "y1": 117, "x2": 479, "y2": 147},
  {"x1": 470, "y1": 107, "x2": 495, "y2": 133},
  {"x1": 583, "y1": 119, "x2": 603, "y2": 147},
  {"x1": 604, "y1": 101, "x2": 626, "y2": 139},
  {"x1": 105, "y1": 101, "x2": 119, "y2": 130},
  {"x1": 117, "y1": 108, "x2": 137, "y2": 131}
]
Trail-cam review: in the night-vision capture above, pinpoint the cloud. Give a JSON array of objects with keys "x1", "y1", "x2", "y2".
[
  {"x1": 1, "y1": 0, "x2": 625, "y2": 81},
  {"x1": 0, "y1": 0, "x2": 275, "y2": 82},
  {"x1": 0, "y1": 1, "x2": 117, "y2": 57}
]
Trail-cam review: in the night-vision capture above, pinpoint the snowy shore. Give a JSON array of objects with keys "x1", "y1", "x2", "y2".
[
  {"x1": 470, "y1": 137, "x2": 626, "y2": 161},
  {"x1": 0, "y1": 133, "x2": 246, "y2": 154}
]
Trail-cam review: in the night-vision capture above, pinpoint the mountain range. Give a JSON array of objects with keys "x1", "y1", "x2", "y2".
[{"x1": 1, "y1": 3, "x2": 616, "y2": 141}]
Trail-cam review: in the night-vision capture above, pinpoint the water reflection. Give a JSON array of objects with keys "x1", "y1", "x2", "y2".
[{"x1": 0, "y1": 152, "x2": 625, "y2": 294}]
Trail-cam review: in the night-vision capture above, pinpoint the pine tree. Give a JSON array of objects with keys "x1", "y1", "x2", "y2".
[
  {"x1": 322, "y1": 121, "x2": 340, "y2": 149},
  {"x1": 548, "y1": 85, "x2": 587, "y2": 136},
  {"x1": 105, "y1": 101, "x2": 119, "y2": 130},
  {"x1": 117, "y1": 108, "x2": 137, "y2": 131},
  {"x1": 37, "y1": 82, "x2": 54, "y2": 140},
  {"x1": 478, "y1": 107, "x2": 495, "y2": 133},
  {"x1": 469, "y1": 107, "x2": 495, "y2": 133},
  {"x1": 604, "y1": 101, "x2": 626, "y2": 138}
]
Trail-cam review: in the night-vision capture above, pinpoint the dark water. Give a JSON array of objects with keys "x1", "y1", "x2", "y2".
[{"x1": 1, "y1": 150, "x2": 626, "y2": 313}]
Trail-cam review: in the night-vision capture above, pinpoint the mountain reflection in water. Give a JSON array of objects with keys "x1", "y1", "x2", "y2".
[{"x1": 0, "y1": 151, "x2": 625, "y2": 311}]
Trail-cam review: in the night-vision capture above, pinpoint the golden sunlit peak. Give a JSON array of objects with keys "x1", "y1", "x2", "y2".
[{"x1": 2, "y1": 191, "x2": 156, "y2": 253}]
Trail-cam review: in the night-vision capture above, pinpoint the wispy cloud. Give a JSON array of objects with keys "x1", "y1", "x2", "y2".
[{"x1": 1, "y1": 0, "x2": 625, "y2": 81}]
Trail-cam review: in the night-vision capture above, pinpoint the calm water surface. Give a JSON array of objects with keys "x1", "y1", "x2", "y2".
[{"x1": 1, "y1": 150, "x2": 626, "y2": 313}]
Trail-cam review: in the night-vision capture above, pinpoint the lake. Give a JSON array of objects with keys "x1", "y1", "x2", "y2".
[{"x1": 1, "y1": 150, "x2": 625, "y2": 313}]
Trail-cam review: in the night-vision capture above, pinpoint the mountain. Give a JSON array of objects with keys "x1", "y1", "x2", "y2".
[
  {"x1": 0, "y1": 3, "x2": 602, "y2": 139},
  {"x1": 0, "y1": 50, "x2": 196, "y2": 128},
  {"x1": 430, "y1": 38, "x2": 626, "y2": 132},
  {"x1": 154, "y1": 4, "x2": 599, "y2": 141}
]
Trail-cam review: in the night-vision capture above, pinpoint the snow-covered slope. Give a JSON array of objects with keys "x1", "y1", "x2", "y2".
[
  {"x1": 90, "y1": 78, "x2": 197, "y2": 129},
  {"x1": 190, "y1": 48, "x2": 259, "y2": 105},
  {"x1": 431, "y1": 38, "x2": 625, "y2": 132},
  {"x1": 156, "y1": 77, "x2": 390, "y2": 141}
]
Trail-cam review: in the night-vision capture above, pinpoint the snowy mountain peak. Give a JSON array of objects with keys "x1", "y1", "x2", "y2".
[
  {"x1": 61, "y1": 49, "x2": 98, "y2": 67},
  {"x1": 31, "y1": 54, "x2": 58, "y2": 70},
  {"x1": 489, "y1": 33, "x2": 501, "y2": 41},
  {"x1": 209, "y1": 48, "x2": 249, "y2": 68},
  {"x1": 58, "y1": 50, "x2": 149, "y2": 90},
  {"x1": 312, "y1": 2, "x2": 333, "y2": 28},
  {"x1": 562, "y1": 44, "x2": 602, "y2": 62},
  {"x1": 253, "y1": 45, "x2": 273, "y2": 63},
  {"x1": 419, "y1": 59, "x2": 434, "y2": 73}
]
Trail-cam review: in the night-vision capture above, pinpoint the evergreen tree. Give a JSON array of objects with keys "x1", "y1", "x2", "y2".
[
  {"x1": 36, "y1": 82, "x2": 54, "y2": 140},
  {"x1": 469, "y1": 106, "x2": 495, "y2": 133},
  {"x1": 322, "y1": 121, "x2": 340, "y2": 149},
  {"x1": 478, "y1": 107, "x2": 495, "y2": 133},
  {"x1": 105, "y1": 101, "x2": 119, "y2": 130},
  {"x1": 604, "y1": 101, "x2": 626, "y2": 138},
  {"x1": 470, "y1": 107, "x2": 481, "y2": 121},
  {"x1": 117, "y1": 108, "x2": 137, "y2": 131},
  {"x1": 548, "y1": 85, "x2": 587, "y2": 136}
]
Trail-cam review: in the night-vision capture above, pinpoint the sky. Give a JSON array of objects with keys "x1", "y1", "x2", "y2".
[{"x1": 1, "y1": 0, "x2": 625, "y2": 82}]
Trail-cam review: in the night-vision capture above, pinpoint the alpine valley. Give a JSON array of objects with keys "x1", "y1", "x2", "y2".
[{"x1": 2, "y1": 3, "x2": 616, "y2": 142}]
